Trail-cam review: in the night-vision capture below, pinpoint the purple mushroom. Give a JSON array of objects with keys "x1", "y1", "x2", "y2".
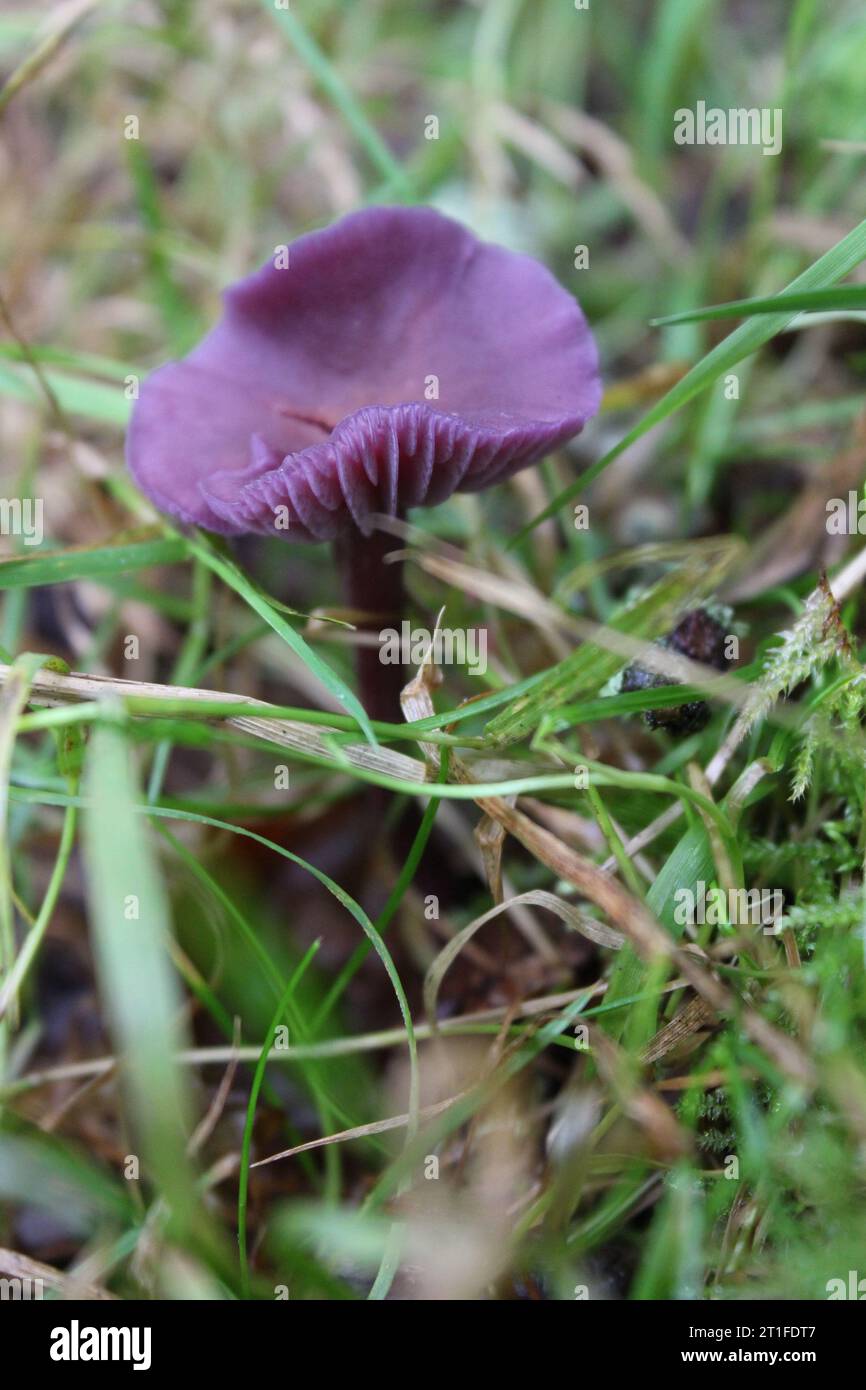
[{"x1": 127, "y1": 205, "x2": 601, "y2": 718}]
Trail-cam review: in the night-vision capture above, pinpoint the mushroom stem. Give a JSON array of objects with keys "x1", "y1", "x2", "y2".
[{"x1": 335, "y1": 523, "x2": 406, "y2": 724}]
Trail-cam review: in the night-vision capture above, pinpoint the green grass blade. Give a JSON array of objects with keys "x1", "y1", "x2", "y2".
[
  {"x1": 187, "y1": 532, "x2": 379, "y2": 746},
  {"x1": 651, "y1": 284, "x2": 866, "y2": 326},
  {"x1": 262, "y1": 1, "x2": 412, "y2": 197},
  {"x1": 0, "y1": 359, "x2": 130, "y2": 425},
  {"x1": 512, "y1": 213, "x2": 866, "y2": 543},
  {"x1": 0, "y1": 535, "x2": 187, "y2": 589},
  {"x1": 485, "y1": 547, "x2": 736, "y2": 745},
  {"x1": 238, "y1": 937, "x2": 320, "y2": 1296},
  {"x1": 80, "y1": 718, "x2": 205, "y2": 1245}
]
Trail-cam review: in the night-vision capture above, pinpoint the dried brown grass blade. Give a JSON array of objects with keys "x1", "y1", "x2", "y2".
[
  {"x1": 250, "y1": 1095, "x2": 462, "y2": 1169},
  {"x1": 423, "y1": 888, "x2": 624, "y2": 1028},
  {"x1": 642, "y1": 996, "x2": 718, "y2": 1065},
  {"x1": 0, "y1": 663, "x2": 427, "y2": 784},
  {"x1": 0, "y1": 1244, "x2": 116, "y2": 1300},
  {"x1": 592, "y1": 1030, "x2": 691, "y2": 1160},
  {"x1": 402, "y1": 655, "x2": 816, "y2": 1089}
]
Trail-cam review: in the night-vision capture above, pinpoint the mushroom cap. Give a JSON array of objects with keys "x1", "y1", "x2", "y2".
[{"x1": 127, "y1": 206, "x2": 601, "y2": 540}]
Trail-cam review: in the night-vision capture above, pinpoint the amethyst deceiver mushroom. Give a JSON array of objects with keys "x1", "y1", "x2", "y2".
[{"x1": 127, "y1": 205, "x2": 601, "y2": 718}]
